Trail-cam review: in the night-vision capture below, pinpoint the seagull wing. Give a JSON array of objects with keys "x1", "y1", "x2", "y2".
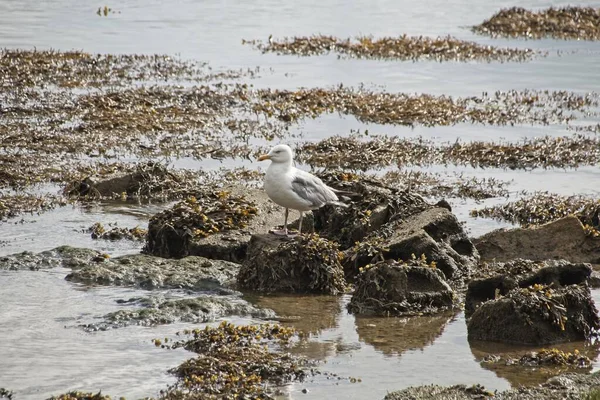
[{"x1": 291, "y1": 170, "x2": 340, "y2": 209}]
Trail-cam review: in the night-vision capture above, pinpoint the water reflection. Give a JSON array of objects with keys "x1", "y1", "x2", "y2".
[
  {"x1": 469, "y1": 339, "x2": 600, "y2": 387},
  {"x1": 355, "y1": 311, "x2": 457, "y2": 357},
  {"x1": 247, "y1": 293, "x2": 342, "y2": 335}
]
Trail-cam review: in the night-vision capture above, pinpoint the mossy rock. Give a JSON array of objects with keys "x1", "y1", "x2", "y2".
[
  {"x1": 237, "y1": 234, "x2": 346, "y2": 295},
  {"x1": 144, "y1": 187, "x2": 282, "y2": 262},
  {"x1": 348, "y1": 260, "x2": 456, "y2": 316},
  {"x1": 467, "y1": 283, "x2": 599, "y2": 345}
]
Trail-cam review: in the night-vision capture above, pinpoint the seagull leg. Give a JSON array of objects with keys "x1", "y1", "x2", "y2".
[
  {"x1": 270, "y1": 208, "x2": 289, "y2": 236},
  {"x1": 298, "y1": 212, "x2": 303, "y2": 234}
]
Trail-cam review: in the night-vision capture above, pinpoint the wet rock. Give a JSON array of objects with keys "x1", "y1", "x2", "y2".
[
  {"x1": 0, "y1": 246, "x2": 101, "y2": 271},
  {"x1": 158, "y1": 322, "x2": 305, "y2": 399},
  {"x1": 466, "y1": 259, "x2": 592, "y2": 316},
  {"x1": 467, "y1": 283, "x2": 599, "y2": 345},
  {"x1": 65, "y1": 162, "x2": 202, "y2": 201},
  {"x1": 348, "y1": 260, "x2": 455, "y2": 316},
  {"x1": 144, "y1": 187, "x2": 282, "y2": 262},
  {"x1": 312, "y1": 173, "x2": 430, "y2": 249},
  {"x1": 238, "y1": 233, "x2": 346, "y2": 295},
  {"x1": 87, "y1": 222, "x2": 147, "y2": 241},
  {"x1": 84, "y1": 294, "x2": 276, "y2": 330},
  {"x1": 481, "y1": 348, "x2": 592, "y2": 369},
  {"x1": 383, "y1": 371, "x2": 600, "y2": 399},
  {"x1": 345, "y1": 207, "x2": 479, "y2": 281},
  {"x1": 65, "y1": 253, "x2": 238, "y2": 291},
  {"x1": 474, "y1": 216, "x2": 600, "y2": 264},
  {"x1": 312, "y1": 173, "x2": 478, "y2": 281}
]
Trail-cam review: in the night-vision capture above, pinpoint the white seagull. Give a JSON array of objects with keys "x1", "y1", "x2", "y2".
[{"x1": 258, "y1": 144, "x2": 346, "y2": 236}]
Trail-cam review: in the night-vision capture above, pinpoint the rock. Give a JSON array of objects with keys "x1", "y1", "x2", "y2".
[
  {"x1": 237, "y1": 234, "x2": 346, "y2": 295},
  {"x1": 144, "y1": 186, "x2": 283, "y2": 262},
  {"x1": 467, "y1": 283, "x2": 599, "y2": 345},
  {"x1": 474, "y1": 216, "x2": 600, "y2": 264},
  {"x1": 313, "y1": 174, "x2": 430, "y2": 249},
  {"x1": 64, "y1": 162, "x2": 198, "y2": 201},
  {"x1": 465, "y1": 259, "x2": 592, "y2": 316},
  {"x1": 345, "y1": 207, "x2": 479, "y2": 280},
  {"x1": 83, "y1": 294, "x2": 276, "y2": 331},
  {"x1": 383, "y1": 371, "x2": 600, "y2": 400},
  {"x1": 65, "y1": 253, "x2": 239, "y2": 291},
  {"x1": 0, "y1": 246, "x2": 101, "y2": 271},
  {"x1": 348, "y1": 260, "x2": 455, "y2": 316}
]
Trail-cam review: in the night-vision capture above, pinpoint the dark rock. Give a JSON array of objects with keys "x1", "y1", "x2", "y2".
[
  {"x1": 83, "y1": 294, "x2": 276, "y2": 331},
  {"x1": 313, "y1": 174, "x2": 430, "y2": 249},
  {"x1": 238, "y1": 234, "x2": 346, "y2": 295},
  {"x1": 383, "y1": 370, "x2": 600, "y2": 399},
  {"x1": 465, "y1": 259, "x2": 592, "y2": 317},
  {"x1": 144, "y1": 187, "x2": 283, "y2": 262},
  {"x1": 344, "y1": 207, "x2": 479, "y2": 281},
  {"x1": 467, "y1": 284, "x2": 599, "y2": 345},
  {"x1": 474, "y1": 216, "x2": 600, "y2": 264},
  {"x1": 0, "y1": 246, "x2": 101, "y2": 271},
  {"x1": 348, "y1": 261, "x2": 455, "y2": 316},
  {"x1": 66, "y1": 253, "x2": 238, "y2": 291}
]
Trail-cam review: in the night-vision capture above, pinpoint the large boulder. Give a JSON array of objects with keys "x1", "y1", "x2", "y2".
[
  {"x1": 344, "y1": 207, "x2": 479, "y2": 281},
  {"x1": 465, "y1": 259, "x2": 592, "y2": 317},
  {"x1": 313, "y1": 174, "x2": 430, "y2": 249},
  {"x1": 144, "y1": 187, "x2": 282, "y2": 262},
  {"x1": 237, "y1": 233, "x2": 346, "y2": 295},
  {"x1": 467, "y1": 284, "x2": 599, "y2": 345},
  {"x1": 66, "y1": 253, "x2": 239, "y2": 291},
  {"x1": 474, "y1": 216, "x2": 600, "y2": 264},
  {"x1": 348, "y1": 260, "x2": 456, "y2": 316}
]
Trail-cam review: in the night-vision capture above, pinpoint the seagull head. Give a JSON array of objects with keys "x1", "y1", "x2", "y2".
[{"x1": 258, "y1": 144, "x2": 293, "y2": 164}]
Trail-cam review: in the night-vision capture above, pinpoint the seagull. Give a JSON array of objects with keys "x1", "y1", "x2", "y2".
[{"x1": 258, "y1": 144, "x2": 346, "y2": 236}]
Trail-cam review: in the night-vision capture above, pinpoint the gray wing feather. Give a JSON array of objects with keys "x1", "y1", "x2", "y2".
[{"x1": 291, "y1": 173, "x2": 339, "y2": 209}]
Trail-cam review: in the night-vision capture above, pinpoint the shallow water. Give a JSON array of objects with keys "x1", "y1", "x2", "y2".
[{"x1": 2, "y1": 0, "x2": 600, "y2": 398}]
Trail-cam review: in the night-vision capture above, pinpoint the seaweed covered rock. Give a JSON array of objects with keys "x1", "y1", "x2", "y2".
[
  {"x1": 345, "y1": 207, "x2": 479, "y2": 280},
  {"x1": 158, "y1": 322, "x2": 306, "y2": 399},
  {"x1": 64, "y1": 162, "x2": 201, "y2": 201},
  {"x1": 66, "y1": 253, "x2": 238, "y2": 291},
  {"x1": 348, "y1": 260, "x2": 455, "y2": 316},
  {"x1": 0, "y1": 246, "x2": 101, "y2": 271},
  {"x1": 144, "y1": 187, "x2": 282, "y2": 262},
  {"x1": 466, "y1": 259, "x2": 592, "y2": 317},
  {"x1": 467, "y1": 283, "x2": 599, "y2": 345},
  {"x1": 84, "y1": 295, "x2": 276, "y2": 331},
  {"x1": 238, "y1": 233, "x2": 346, "y2": 295},
  {"x1": 312, "y1": 173, "x2": 430, "y2": 249},
  {"x1": 474, "y1": 216, "x2": 600, "y2": 264}
]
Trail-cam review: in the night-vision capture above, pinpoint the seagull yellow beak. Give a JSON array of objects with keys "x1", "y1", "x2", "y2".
[{"x1": 257, "y1": 154, "x2": 271, "y2": 161}]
